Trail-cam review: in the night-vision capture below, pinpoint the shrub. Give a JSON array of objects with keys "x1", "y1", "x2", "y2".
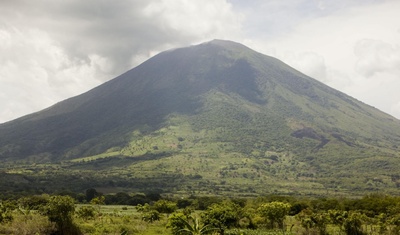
[
  {"x1": 257, "y1": 201, "x2": 291, "y2": 229},
  {"x1": 153, "y1": 199, "x2": 177, "y2": 214},
  {"x1": 6, "y1": 212, "x2": 56, "y2": 235},
  {"x1": 41, "y1": 195, "x2": 81, "y2": 235},
  {"x1": 296, "y1": 209, "x2": 329, "y2": 235},
  {"x1": 202, "y1": 200, "x2": 243, "y2": 233},
  {"x1": 142, "y1": 210, "x2": 161, "y2": 223},
  {"x1": 0, "y1": 201, "x2": 14, "y2": 223},
  {"x1": 76, "y1": 206, "x2": 96, "y2": 221},
  {"x1": 167, "y1": 212, "x2": 187, "y2": 235}
]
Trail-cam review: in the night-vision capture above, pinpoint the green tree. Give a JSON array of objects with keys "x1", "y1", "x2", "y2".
[
  {"x1": 90, "y1": 195, "x2": 105, "y2": 214},
  {"x1": 328, "y1": 210, "x2": 366, "y2": 235},
  {"x1": 297, "y1": 209, "x2": 329, "y2": 235},
  {"x1": 90, "y1": 195, "x2": 105, "y2": 205},
  {"x1": 142, "y1": 210, "x2": 161, "y2": 223},
  {"x1": 41, "y1": 195, "x2": 80, "y2": 235},
  {"x1": 76, "y1": 205, "x2": 96, "y2": 221},
  {"x1": 342, "y1": 212, "x2": 366, "y2": 235},
  {"x1": 202, "y1": 200, "x2": 243, "y2": 234},
  {"x1": 167, "y1": 212, "x2": 188, "y2": 235},
  {"x1": 153, "y1": 199, "x2": 178, "y2": 214},
  {"x1": 368, "y1": 213, "x2": 386, "y2": 234},
  {"x1": 136, "y1": 203, "x2": 151, "y2": 212},
  {"x1": 258, "y1": 201, "x2": 291, "y2": 229},
  {"x1": 0, "y1": 201, "x2": 14, "y2": 223},
  {"x1": 388, "y1": 213, "x2": 400, "y2": 234},
  {"x1": 85, "y1": 188, "x2": 100, "y2": 202},
  {"x1": 18, "y1": 195, "x2": 49, "y2": 210}
]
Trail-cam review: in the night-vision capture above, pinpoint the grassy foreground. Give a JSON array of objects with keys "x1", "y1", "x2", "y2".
[{"x1": 2, "y1": 193, "x2": 400, "y2": 234}]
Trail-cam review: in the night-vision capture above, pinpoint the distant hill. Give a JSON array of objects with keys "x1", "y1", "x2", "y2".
[{"x1": 1, "y1": 39, "x2": 400, "y2": 196}]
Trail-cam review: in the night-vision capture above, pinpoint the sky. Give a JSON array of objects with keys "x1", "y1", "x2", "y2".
[{"x1": 1, "y1": 0, "x2": 400, "y2": 123}]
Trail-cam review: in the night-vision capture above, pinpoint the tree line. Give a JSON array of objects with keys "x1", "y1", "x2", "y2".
[{"x1": 2, "y1": 192, "x2": 400, "y2": 234}]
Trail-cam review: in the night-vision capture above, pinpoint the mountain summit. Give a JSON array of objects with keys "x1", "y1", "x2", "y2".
[{"x1": 1, "y1": 40, "x2": 400, "y2": 195}]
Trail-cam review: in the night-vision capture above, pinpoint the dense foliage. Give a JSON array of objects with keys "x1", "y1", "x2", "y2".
[{"x1": 1, "y1": 192, "x2": 400, "y2": 234}]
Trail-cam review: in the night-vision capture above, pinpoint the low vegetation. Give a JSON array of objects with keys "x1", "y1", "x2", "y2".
[{"x1": 2, "y1": 192, "x2": 400, "y2": 234}]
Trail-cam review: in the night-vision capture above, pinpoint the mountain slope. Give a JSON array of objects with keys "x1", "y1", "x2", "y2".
[{"x1": 1, "y1": 40, "x2": 400, "y2": 196}]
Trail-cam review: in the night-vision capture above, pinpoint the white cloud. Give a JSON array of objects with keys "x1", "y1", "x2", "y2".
[
  {"x1": 1, "y1": 0, "x2": 400, "y2": 123},
  {"x1": 245, "y1": 0, "x2": 400, "y2": 119},
  {"x1": 143, "y1": 0, "x2": 242, "y2": 39},
  {"x1": 391, "y1": 101, "x2": 400, "y2": 120},
  {"x1": 354, "y1": 39, "x2": 400, "y2": 78},
  {"x1": 282, "y1": 51, "x2": 328, "y2": 82},
  {"x1": 0, "y1": 0, "x2": 243, "y2": 123},
  {"x1": 0, "y1": 26, "x2": 104, "y2": 122}
]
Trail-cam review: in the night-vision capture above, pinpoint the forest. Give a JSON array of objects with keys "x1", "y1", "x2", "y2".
[{"x1": 2, "y1": 191, "x2": 400, "y2": 234}]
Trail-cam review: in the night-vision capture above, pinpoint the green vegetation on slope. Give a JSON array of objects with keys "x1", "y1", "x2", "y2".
[{"x1": 1, "y1": 40, "x2": 400, "y2": 196}]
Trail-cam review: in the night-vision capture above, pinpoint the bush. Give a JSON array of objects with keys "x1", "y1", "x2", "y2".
[
  {"x1": 342, "y1": 212, "x2": 366, "y2": 235},
  {"x1": 328, "y1": 210, "x2": 366, "y2": 235},
  {"x1": 257, "y1": 201, "x2": 291, "y2": 229},
  {"x1": 142, "y1": 210, "x2": 161, "y2": 223},
  {"x1": 76, "y1": 206, "x2": 96, "y2": 221},
  {"x1": 41, "y1": 195, "x2": 81, "y2": 235},
  {"x1": 153, "y1": 199, "x2": 177, "y2": 214},
  {"x1": 6, "y1": 212, "x2": 56, "y2": 235},
  {"x1": 18, "y1": 195, "x2": 49, "y2": 210},
  {"x1": 202, "y1": 200, "x2": 243, "y2": 233},
  {"x1": 0, "y1": 201, "x2": 14, "y2": 223},
  {"x1": 167, "y1": 212, "x2": 187, "y2": 235},
  {"x1": 296, "y1": 209, "x2": 329, "y2": 235}
]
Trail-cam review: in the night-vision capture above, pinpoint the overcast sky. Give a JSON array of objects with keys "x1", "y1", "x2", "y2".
[{"x1": 1, "y1": 0, "x2": 400, "y2": 123}]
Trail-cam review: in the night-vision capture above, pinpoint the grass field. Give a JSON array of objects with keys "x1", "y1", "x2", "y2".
[
  {"x1": 74, "y1": 205, "x2": 290, "y2": 235},
  {"x1": 74, "y1": 205, "x2": 389, "y2": 235}
]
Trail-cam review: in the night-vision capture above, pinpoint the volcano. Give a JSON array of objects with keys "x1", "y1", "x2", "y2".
[{"x1": 1, "y1": 40, "x2": 400, "y2": 196}]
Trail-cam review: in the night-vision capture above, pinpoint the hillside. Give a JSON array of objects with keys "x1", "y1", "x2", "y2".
[{"x1": 1, "y1": 39, "x2": 400, "y2": 196}]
